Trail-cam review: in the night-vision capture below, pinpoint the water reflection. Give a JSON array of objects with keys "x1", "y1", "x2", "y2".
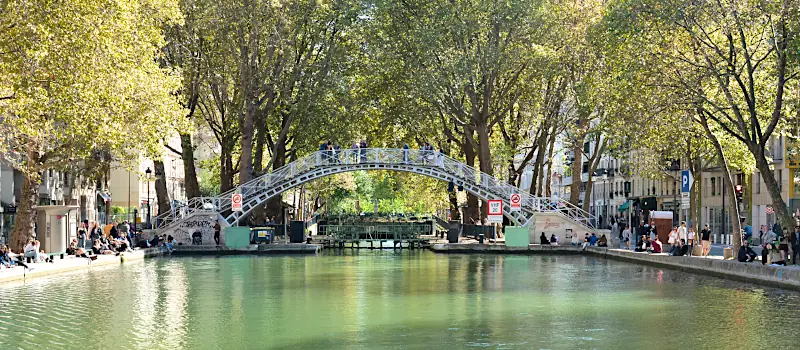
[{"x1": 1, "y1": 252, "x2": 799, "y2": 349}]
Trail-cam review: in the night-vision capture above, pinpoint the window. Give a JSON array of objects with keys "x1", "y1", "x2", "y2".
[
  {"x1": 711, "y1": 177, "x2": 717, "y2": 196},
  {"x1": 718, "y1": 176, "x2": 722, "y2": 196},
  {"x1": 584, "y1": 142, "x2": 590, "y2": 154},
  {"x1": 755, "y1": 172, "x2": 761, "y2": 194}
]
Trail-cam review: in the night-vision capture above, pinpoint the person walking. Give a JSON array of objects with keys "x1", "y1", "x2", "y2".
[
  {"x1": 214, "y1": 221, "x2": 221, "y2": 245},
  {"x1": 622, "y1": 225, "x2": 631, "y2": 250},
  {"x1": 700, "y1": 224, "x2": 712, "y2": 257},
  {"x1": 403, "y1": 143, "x2": 410, "y2": 163},
  {"x1": 687, "y1": 227, "x2": 695, "y2": 256}
]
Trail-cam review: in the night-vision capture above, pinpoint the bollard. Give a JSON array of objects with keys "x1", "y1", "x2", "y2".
[
  {"x1": 478, "y1": 233, "x2": 485, "y2": 244},
  {"x1": 26, "y1": 257, "x2": 32, "y2": 264},
  {"x1": 60, "y1": 254, "x2": 64, "y2": 259},
  {"x1": 723, "y1": 247, "x2": 733, "y2": 259}
]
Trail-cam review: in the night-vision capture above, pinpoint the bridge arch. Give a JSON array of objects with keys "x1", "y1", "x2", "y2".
[{"x1": 156, "y1": 149, "x2": 595, "y2": 231}]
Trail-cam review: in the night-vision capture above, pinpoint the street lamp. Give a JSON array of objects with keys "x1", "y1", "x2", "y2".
[
  {"x1": 602, "y1": 170, "x2": 608, "y2": 229},
  {"x1": 145, "y1": 167, "x2": 152, "y2": 228}
]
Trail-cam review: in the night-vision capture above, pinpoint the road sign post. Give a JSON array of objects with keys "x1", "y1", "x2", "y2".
[
  {"x1": 681, "y1": 170, "x2": 694, "y2": 193},
  {"x1": 487, "y1": 199, "x2": 503, "y2": 223},
  {"x1": 232, "y1": 193, "x2": 243, "y2": 212},
  {"x1": 510, "y1": 193, "x2": 521, "y2": 212}
]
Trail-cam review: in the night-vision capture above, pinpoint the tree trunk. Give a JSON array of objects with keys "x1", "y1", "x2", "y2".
[
  {"x1": 583, "y1": 177, "x2": 594, "y2": 214},
  {"x1": 9, "y1": 173, "x2": 40, "y2": 252},
  {"x1": 534, "y1": 134, "x2": 550, "y2": 196},
  {"x1": 448, "y1": 191, "x2": 460, "y2": 221},
  {"x1": 461, "y1": 126, "x2": 479, "y2": 223},
  {"x1": 474, "y1": 123, "x2": 493, "y2": 176},
  {"x1": 754, "y1": 150, "x2": 793, "y2": 231},
  {"x1": 220, "y1": 141, "x2": 234, "y2": 193},
  {"x1": 253, "y1": 108, "x2": 267, "y2": 175},
  {"x1": 688, "y1": 157, "x2": 702, "y2": 233},
  {"x1": 154, "y1": 160, "x2": 171, "y2": 217},
  {"x1": 180, "y1": 133, "x2": 201, "y2": 199},
  {"x1": 569, "y1": 143, "x2": 582, "y2": 206},
  {"x1": 699, "y1": 112, "x2": 742, "y2": 256},
  {"x1": 544, "y1": 131, "x2": 557, "y2": 197},
  {"x1": 239, "y1": 101, "x2": 256, "y2": 184},
  {"x1": 264, "y1": 141, "x2": 287, "y2": 224}
]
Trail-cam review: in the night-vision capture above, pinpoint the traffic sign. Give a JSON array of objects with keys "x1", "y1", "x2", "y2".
[
  {"x1": 766, "y1": 206, "x2": 774, "y2": 215},
  {"x1": 487, "y1": 199, "x2": 503, "y2": 223},
  {"x1": 232, "y1": 193, "x2": 243, "y2": 212},
  {"x1": 510, "y1": 193, "x2": 521, "y2": 212},
  {"x1": 681, "y1": 170, "x2": 693, "y2": 193}
]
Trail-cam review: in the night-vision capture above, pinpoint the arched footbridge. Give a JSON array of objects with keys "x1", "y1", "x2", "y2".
[{"x1": 155, "y1": 148, "x2": 596, "y2": 231}]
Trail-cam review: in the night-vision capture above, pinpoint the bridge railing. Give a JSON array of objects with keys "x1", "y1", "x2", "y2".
[{"x1": 156, "y1": 148, "x2": 596, "y2": 230}]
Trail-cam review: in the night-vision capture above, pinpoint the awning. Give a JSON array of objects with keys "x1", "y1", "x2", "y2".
[
  {"x1": 618, "y1": 200, "x2": 631, "y2": 212},
  {"x1": 97, "y1": 191, "x2": 112, "y2": 203}
]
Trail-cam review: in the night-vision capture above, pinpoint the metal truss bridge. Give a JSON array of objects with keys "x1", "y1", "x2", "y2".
[{"x1": 155, "y1": 148, "x2": 596, "y2": 231}]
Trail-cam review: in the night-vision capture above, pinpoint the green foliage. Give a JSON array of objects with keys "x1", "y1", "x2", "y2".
[
  {"x1": 322, "y1": 171, "x2": 447, "y2": 215},
  {"x1": 0, "y1": 0, "x2": 187, "y2": 174}
]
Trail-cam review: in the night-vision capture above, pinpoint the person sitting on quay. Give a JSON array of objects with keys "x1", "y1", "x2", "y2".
[
  {"x1": 648, "y1": 237, "x2": 662, "y2": 253},
  {"x1": 669, "y1": 239, "x2": 685, "y2": 256},
  {"x1": 540, "y1": 232, "x2": 549, "y2": 245},
  {"x1": 66, "y1": 240, "x2": 78, "y2": 256},
  {"x1": 737, "y1": 240, "x2": 758, "y2": 263},
  {"x1": 549, "y1": 234, "x2": 559, "y2": 245},
  {"x1": 571, "y1": 234, "x2": 579, "y2": 246},
  {"x1": 0, "y1": 245, "x2": 32, "y2": 270},
  {"x1": 589, "y1": 233, "x2": 599, "y2": 246},
  {"x1": 765, "y1": 243, "x2": 786, "y2": 266},
  {"x1": 635, "y1": 235, "x2": 649, "y2": 252},
  {"x1": 92, "y1": 240, "x2": 116, "y2": 255},
  {"x1": 581, "y1": 233, "x2": 590, "y2": 250},
  {"x1": 597, "y1": 234, "x2": 608, "y2": 247},
  {"x1": 24, "y1": 239, "x2": 40, "y2": 262}
]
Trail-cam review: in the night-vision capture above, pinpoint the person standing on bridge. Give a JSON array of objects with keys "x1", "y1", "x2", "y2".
[
  {"x1": 319, "y1": 140, "x2": 328, "y2": 164},
  {"x1": 403, "y1": 143, "x2": 410, "y2": 163},
  {"x1": 360, "y1": 139, "x2": 367, "y2": 163}
]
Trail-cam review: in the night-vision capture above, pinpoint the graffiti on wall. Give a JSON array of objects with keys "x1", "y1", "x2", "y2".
[
  {"x1": 542, "y1": 218, "x2": 562, "y2": 230},
  {"x1": 165, "y1": 215, "x2": 220, "y2": 246}
]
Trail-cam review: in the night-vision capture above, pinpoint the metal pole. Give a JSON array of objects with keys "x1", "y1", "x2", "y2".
[
  {"x1": 128, "y1": 169, "x2": 131, "y2": 225},
  {"x1": 146, "y1": 180, "x2": 151, "y2": 228},
  {"x1": 722, "y1": 177, "x2": 726, "y2": 239}
]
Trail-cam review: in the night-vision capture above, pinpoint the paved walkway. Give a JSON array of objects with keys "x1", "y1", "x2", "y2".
[{"x1": 0, "y1": 248, "x2": 161, "y2": 284}]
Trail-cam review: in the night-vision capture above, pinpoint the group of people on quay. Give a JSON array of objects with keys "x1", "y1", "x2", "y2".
[
  {"x1": 0, "y1": 220, "x2": 177, "y2": 273},
  {"x1": 605, "y1": 216, "x2": 800, "y2": 266}
]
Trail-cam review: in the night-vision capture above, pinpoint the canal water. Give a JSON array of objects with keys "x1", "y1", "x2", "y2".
[{"x1": 1, "y1": 251, "x2": 798, "y2": 349}]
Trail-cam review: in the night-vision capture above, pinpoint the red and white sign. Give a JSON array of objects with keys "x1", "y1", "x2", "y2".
[
  {"x1": 487, "y1": 199, "x2": 503, "y2": 223},
  {"x1": 231, "y1": 193, "x2": 243, "y2": 212},
  {"x1": 510, "y1": 193, "x2": 521, "y2": 212},
  {"x1": 766, "y1": 206, "x2": 774, "y2": 215}
]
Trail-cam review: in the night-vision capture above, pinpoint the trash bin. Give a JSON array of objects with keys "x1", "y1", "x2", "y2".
[
  {"x1": 252, "y1": 227, "x2": 274, "y2": 244},
  {"x1": 447, "y1": 221, "x2": 461, "y2": 243},
  {"x1": 478, "y1": 233, "x2": 485, "y2": 244}
]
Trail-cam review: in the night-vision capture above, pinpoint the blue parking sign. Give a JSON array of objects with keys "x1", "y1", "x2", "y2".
[{"x1": 681, "y1": 170, "x2": 692, "y2": 193}]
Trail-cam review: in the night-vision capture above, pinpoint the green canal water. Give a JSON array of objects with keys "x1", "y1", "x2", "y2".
[{"x1": 1, "y1": 251, "x2": 799, "y2": 349}]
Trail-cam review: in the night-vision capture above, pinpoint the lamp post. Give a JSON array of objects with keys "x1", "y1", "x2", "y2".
[
  {"x1": 602, "y1": 170, "x2": 608, "y2": 229},
  {"x1": 145, "y1": 167, "x2": 152, "y2": 228}
]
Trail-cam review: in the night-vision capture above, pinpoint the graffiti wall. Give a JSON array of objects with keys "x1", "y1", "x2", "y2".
[
  {"x1": 529, "y1": 212, "x2": 601, "y2": 245},
  {"x1": 161, "y1": 214, "x2": 223, "y2": 246}
]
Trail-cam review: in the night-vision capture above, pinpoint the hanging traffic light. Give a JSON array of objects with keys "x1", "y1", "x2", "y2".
[{"x1": 735, "y1": 184, "x2": 743, "y2": 202}]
